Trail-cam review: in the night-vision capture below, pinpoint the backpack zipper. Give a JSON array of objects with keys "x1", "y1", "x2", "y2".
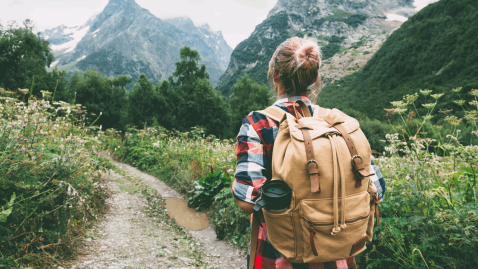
[{"x1": 307, "y1": 221, "x2": 319, "y2": 256}]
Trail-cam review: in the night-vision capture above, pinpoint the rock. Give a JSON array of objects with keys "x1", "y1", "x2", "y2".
[
  {"x1": 216, "y1": 0, "x2": 418, "y2": 96},
  {"x1": 179, "y1": 257, "x2": 193, "y2": 263}
]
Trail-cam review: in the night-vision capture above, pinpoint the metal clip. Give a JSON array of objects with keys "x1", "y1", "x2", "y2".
[
  {"x1": 306, "y1": 159, "x2": 319, "y2": 174},
  {"x1": 351, "y1": 155, "x2": 363, "y2": 170}
]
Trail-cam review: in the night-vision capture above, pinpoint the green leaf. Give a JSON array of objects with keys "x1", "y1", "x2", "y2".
[{"x1": 0, "y1": 193, "x2": 15, "y2": 223}]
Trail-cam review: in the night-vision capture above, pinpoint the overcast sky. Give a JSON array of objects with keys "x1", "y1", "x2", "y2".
[
  {"x1": 0, "y1": 0, "x2": 438, "y2": 49},
  {"x1": 0, "y1": 0, "x2": 278, "y2": 48}
]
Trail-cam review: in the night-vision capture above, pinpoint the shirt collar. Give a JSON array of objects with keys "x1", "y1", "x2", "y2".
[{"x1": 273, "y1": 93, "x2": 311, "y2": 105}]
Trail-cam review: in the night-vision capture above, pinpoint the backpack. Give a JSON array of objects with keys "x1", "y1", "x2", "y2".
[{"x1": 249, "y1": 100, "x2": 381, "y2": 267}]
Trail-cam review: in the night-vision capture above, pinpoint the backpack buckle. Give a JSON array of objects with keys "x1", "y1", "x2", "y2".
[
  {"x1": 306, "y1": 159, "x2": 319, "y2": 174},
  {"x1": 351, "y1": 155, "x2": 363, "y2": 170}
]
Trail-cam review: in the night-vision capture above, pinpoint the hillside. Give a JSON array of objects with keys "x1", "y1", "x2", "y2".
[
  {"x1": 216, "y1": 0, "x2": 417, "y2": 97},
  {"x1": 319, "y1": 0, "x2": 478, "y2": 119},
  {"x1": 42, "y1": 0, "x2": 232, "y2": 86}
]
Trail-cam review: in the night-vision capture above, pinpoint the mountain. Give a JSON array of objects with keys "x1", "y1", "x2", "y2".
[
  {"x1": 319, "y1": 0, "x2": 478, "y2": 119},
  {"x1": 164, "y1": 18, "x2": 232, "y2": 71},
  {"x1": 216, "y1": 0, "x2": 418, "y2": 96},
  {"x1": 41, "y1": 0, "x2": 232, "y2": 86}
]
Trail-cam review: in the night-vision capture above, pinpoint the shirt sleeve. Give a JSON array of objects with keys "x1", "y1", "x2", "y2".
[
  {"x1": 232, "y1": 114, "x2": 269, "y2": 204},
  {"x1": 370, "y1": 160, "x2": 386, "y2": 203}
]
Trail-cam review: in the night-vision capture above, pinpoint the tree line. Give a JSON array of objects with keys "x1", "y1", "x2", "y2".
[{"x1": 0, "y1": 20, "x2": 271, "y2": 138}]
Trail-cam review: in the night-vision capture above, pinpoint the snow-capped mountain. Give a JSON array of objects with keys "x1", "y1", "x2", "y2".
[{"x1": 42, "y1": 0, "x2": 232, "y2": 86}]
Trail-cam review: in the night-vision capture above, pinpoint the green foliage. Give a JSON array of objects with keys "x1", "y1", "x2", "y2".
[
  {"x1": 156, "y1": 46, "x2": 232, "y2": 137},
  {"x1": 230, "y1": 74, "x2": 272, "y2": 133},
  {"x1": 0, "y1": 91, "x2": 110, "y2": 266},
  {"x1": 320, "y1": 0, "x2": 478, "y2": 120},
  {"x1": 360, "y1": 131, "x2": 478, "y2": 268},
  {"x1": 321, "y1": 35, "x2": 346, "y2": 60},
  {"x1": 0, "y1": 20, "x2": 53, "y2": 92},
  {"x1": 188, "y1": 171, "x2": 233, "y2": 209},
  {"x1": 209, "y1": 188, "x2": 251, "y2": 247},
  {"x1": 314, "y1": 8, "x2": 367, "y2": 29},
  {"x1": 70, "y1": 68, "x2": 129, "y2": 131},
  {"x1": 128, "y1": 73, "x2": 159, "y2": 128}
]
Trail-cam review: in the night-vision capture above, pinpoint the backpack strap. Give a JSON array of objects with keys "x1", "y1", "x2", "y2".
[
  {"x1": 258, "y1": 106, "x2": 287, "y2": 122},
  {"x1": 315, "y1": 105, "x2": 375, "y2": 187},
  {"x1": 249, "y1": 214, "x2": 260, "y2": 269}
]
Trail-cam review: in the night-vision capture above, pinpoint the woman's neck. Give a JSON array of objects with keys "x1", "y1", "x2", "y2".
[{"x1": 274, "y1": 82, "x2": 287, "y2": 97}]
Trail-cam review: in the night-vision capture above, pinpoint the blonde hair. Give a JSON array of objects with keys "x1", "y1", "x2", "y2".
[{"x1": 268, "y1": 37, "x2": 322, "y2": 103}]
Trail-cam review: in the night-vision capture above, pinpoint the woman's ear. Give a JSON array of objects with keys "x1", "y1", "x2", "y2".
[{"x1": 273, "y1": 68, "x2": 280, "y2": 82}]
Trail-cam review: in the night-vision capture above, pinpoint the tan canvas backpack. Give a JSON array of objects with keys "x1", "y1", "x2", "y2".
[{"x1": 249, "y1": 100, "x2": 381, "y2": 268}]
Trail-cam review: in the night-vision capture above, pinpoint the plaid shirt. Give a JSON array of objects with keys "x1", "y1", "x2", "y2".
[{"x1": 233, "y1": 94, "x2": 386, "y2": 269}]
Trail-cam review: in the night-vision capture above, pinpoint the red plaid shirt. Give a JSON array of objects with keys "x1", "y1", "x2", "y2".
[{"x1": 233, "y1": 94, "x2": 356, "y2": 269}]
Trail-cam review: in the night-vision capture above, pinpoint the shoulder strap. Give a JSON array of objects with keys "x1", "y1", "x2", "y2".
[{"x1": 258, "y1": 106, "x2": 287, "y2": 122}]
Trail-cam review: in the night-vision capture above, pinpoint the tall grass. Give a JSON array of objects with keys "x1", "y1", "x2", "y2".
[{"x1": 0, "y1": 88, "x2": 111, "y2": 267}]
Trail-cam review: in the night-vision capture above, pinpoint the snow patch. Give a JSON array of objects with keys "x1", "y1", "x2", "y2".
[
  {"x1": 204, "y1": 34, "x2": 209, "y2": 38},
  {"x1": 413, "y1": 0, "x2": 439, "y2": 10},
  {"x1": 51, "y1": 60, "x2": 59, "y2": 67},
  {"x1": 51, "y1": 26, "x2": 90, "y2": 53},
  {"x1": 92, "y1": 28, "x2": 100, "y2": 34},
  {"x1": 53, "y1": 29, "x2": 58, "y2": 34},
  {"x1": 386, "y1": 13, "x2": 408, "y2": 22},
  {"x1": 76, "y1": 55, "x2": 86, "y2": 62}
]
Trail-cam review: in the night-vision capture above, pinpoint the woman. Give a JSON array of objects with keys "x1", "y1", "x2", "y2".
[{"x1": 231, "y1": 37, "x2": 385, "y2": 269}]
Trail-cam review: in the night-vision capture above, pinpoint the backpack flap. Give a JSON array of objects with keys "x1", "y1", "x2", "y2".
[{"x1": 288, "y1": 111, "x2": 359, "y2": 142}]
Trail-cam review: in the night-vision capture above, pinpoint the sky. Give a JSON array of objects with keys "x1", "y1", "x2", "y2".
[{"x1": 0, "y1": 0, "x2": 438, "y2": 49}]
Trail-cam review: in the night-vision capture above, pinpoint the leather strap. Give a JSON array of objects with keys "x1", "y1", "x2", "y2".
[
  {"x1": 296, "y1": 122, "x2": 321, "y2": 193},
  {"x1": 375, "y1": 204, "x2": 380, "y2": 227},
  {"x1": 374, "y1": 194, "x2": 381, "y2": 227},
  {"x1": 249, "y1": 214, "x2": 260, "y2": 269},
  {"x1": 321, "y1": 114, "x2": 374, "y2": 187},
  {"x1": 293, "y1": 100, "x2": 311, "y2": 119},
  {"x1": 309, "y1": 226, "x2": 319, "y2": 256}
]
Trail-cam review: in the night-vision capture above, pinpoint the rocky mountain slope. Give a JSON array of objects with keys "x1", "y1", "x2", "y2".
[
  {"x1": 216, "y1": 0, "x2": 418, "y2": 96},
  {"x1": 319, "y1": 0, "x2": 478, "y2": 119},
  {"x1": 42, "y1": 0, "x2": 232, "y2": 86}
]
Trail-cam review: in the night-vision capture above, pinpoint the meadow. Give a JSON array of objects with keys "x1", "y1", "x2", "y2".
[
  {"x1": 102, "y1": 87, "x2": 478, "y2": 269},
  {"x1": 1, "y1": 84, "x2": 477, "y2": 268}
]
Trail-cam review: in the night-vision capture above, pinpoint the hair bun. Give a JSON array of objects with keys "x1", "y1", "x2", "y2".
[{"x1": 297, "y1": 43, "x2": 320, "y2": 69}]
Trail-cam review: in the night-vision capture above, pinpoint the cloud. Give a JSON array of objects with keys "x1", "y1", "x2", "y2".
[
  {"x1": 7, "y1": 0, "x2": 24, "y2": 7},
  {"x1": 231, "y1": 0, "x2": 270, "y2": 9}
]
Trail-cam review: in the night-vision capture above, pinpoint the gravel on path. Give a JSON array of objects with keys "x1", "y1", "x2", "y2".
[{"x1": 68, "y1": 156, "x2": 245, "y2": 269}]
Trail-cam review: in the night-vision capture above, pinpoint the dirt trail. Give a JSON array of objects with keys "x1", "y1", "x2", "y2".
[{"x1": 68, "y1": 157, "x2": 245, "y2": 269}]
